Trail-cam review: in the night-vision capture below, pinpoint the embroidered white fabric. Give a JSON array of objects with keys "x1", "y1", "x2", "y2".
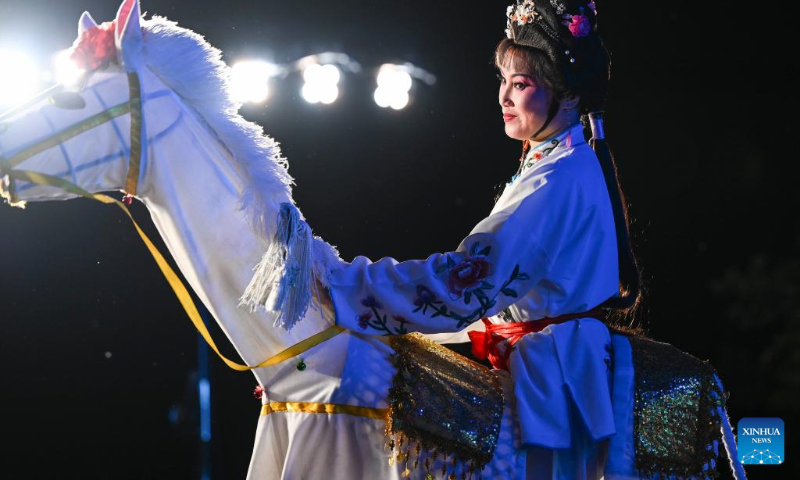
[{"x1": 328, "y1": 122, "x2": 628, "y2": 477}]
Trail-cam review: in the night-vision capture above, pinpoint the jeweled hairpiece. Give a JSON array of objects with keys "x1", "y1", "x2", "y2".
[
  {"x1": 550, "y1": 0, "x2": 566, "y2": 15},
  {"x1": 505, "y1": 0, "x2": 539, "y2": 38},
  {"x1": 505, "y1": 0, "x2": 597, "y2": 41}
]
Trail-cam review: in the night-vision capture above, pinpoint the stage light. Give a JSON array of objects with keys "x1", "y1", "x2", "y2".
[
  {"x1": 52, "y1": 49, "x2": 84, "y2": 87},
  {"x1": 373, "y1": 64, "x2": 413, "y2": 110},
  {"x1": 320, "y1": 64, "x2": 340, "y2": 85},
  {"x1": 301, "y1": 63, "x2": 341, "y2": 105},
  {"x1": 301, "y1": 82, "x2": 319, "y2": 103},
  {"x1": 304, "y1": 63, "x2": 341, "y2": 85},
  {"x1": 199, "y1": 377, "x2": 211, "y2": 442},
  {"x1": 0, "y1": 49, "x2": 40, "y2": 109},
  {"x1": 376, "y1": 65, "x2": 412, "y2": 92},
  {"x1": 389, "y1": 91, "x2": 409, "y2": 110},
  {"x1": 318, "y1": 84, "x2": 339, "y2": 104},
  {"x1": 373, "y1": 86, "x2": 391, "y2": 108},
  {"x1": 230, "y1": 60, "x2": 277, "y2": 104}
]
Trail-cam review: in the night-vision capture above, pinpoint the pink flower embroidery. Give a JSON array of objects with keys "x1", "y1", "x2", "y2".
[
  {"x1": 446, "y1": 256, "x2": 492, "y2": 297},
  {"x1": 413, "y1": 284, "x2": 439, "y2": 307},
  {"x1": 356, "y1": 310, "x2": 372, "y2": 330},
  {"x1": 568, "y1": 15, "x2": 591, "y2": 37},
  {"x1": 70, "y1": 21, "x2": 117, "y2": 71},
  {"x1": 533, "y1": 151, "x2": 544, "y2": 161},
  {"x1": 361, "y1": 295, "x2": 383, "y2": 309}
]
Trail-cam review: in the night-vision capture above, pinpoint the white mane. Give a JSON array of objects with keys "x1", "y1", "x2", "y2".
[
  {"x1": 140, "y1": 15, "x2": 292, "y2": 241},
  {"x1": 139, "y1": 15, "x2": 343, "y2": 281}
]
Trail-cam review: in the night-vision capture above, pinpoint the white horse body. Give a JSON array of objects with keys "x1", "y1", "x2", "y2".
[{"x1": 0, "y1": 3, "x2": 524, "y2": 478}]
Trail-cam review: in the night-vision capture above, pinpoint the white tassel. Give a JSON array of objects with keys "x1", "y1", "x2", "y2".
[{"x1": 239, "y1": 202, "x2": 319, "y2": 330}]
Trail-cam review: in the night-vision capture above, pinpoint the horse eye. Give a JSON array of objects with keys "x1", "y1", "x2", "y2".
[{"x1": 49, "y1": 92, "x2": 86, "y2": 110}]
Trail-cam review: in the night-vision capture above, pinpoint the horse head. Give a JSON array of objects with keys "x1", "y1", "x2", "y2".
[
  {"x1": 0, "y1": 0, "x2": 345, "y2": 391},
  {"x1": 1, "y1": 1, "x2": 292, "y2": 230}
]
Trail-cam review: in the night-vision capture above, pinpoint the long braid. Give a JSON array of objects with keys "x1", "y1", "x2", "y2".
[
  {"x1": 578, "y1": 27, "x2": 643, "y2": 327},
  {"x1": 587, "y1": 114, "x2": 643, "y2": 319}
]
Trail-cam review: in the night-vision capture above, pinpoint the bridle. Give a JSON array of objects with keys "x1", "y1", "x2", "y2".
[{"x1": 0, "y1": 72, "x2": 141, "y2": 200}]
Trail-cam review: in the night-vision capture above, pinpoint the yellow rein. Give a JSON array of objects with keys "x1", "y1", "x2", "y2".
[
  {"x1": 0, "y1": 72, "x2": 346, "y2": 373},
  {"x1": 7, "y1": 169, "x2": 346, "y2": 371}
]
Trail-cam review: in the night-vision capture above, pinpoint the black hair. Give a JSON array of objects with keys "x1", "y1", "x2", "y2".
[{"x1": 493, "y1": 1, "x2": 644, "y2": 331}]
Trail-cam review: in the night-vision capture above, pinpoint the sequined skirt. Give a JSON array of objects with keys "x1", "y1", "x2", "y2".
[{"x1": 509, "y1": 317, "x2": 728, "y2": 479}]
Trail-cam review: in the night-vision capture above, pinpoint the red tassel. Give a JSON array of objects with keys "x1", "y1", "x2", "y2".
[{"x1": 253, "y1": 385, "x2": 264, "y2": 400}]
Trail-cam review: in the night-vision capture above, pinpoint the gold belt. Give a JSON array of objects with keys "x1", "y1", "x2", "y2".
[{"x1": 261, "y1": 402, "x2": 388, "y2": 419}]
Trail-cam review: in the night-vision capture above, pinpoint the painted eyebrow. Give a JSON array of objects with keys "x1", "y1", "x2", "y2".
[{"x1": 497, "y1": 71, "x2": 534, "y2": 80}]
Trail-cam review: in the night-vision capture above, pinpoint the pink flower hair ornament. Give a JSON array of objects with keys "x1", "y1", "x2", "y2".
[{"x1": 563, "y1": 13, "x2": 592, "y2": 37}]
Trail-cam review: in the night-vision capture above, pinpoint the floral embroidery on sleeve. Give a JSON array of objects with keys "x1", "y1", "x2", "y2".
[
  {"x1": 357, "y1": 242, "x2": 531, "y2": 334},
  {"x1": 356, "y1": 295, "x2": 410, "y2": 335},
  {"x1": 440, "y1": 244, "x2": 493, "y2": 300}
]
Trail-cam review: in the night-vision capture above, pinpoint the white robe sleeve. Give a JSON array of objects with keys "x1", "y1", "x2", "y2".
[{"x1": 328, "y1": 164, "x2": 588, "y2": 335}]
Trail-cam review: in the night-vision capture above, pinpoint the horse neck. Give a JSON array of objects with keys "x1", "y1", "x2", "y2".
[{"x1": 137, "y1": 69, "x2": 329, "y2": 383}]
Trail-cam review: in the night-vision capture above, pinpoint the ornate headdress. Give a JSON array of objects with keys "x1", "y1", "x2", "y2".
[
  {"x1": 503, "y1": 0, "x2": 606, "y2": 140},
  {"x1": 505, "y1": 0, "x2": 598, "y2": 64}
]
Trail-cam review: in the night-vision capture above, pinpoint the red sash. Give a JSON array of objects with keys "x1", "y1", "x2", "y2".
[{"x1": 467, "y1": 308, "x2": 605, "y2": 370}]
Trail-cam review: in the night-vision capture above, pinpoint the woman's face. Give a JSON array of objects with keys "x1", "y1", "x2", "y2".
[{"x1": 497, "y1": 63, "x2": 554, "y2": 141}]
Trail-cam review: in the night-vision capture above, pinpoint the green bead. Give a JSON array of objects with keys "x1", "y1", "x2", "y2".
[{"x1": 296, "y1": 360, "x2": 306, "y2": 371}]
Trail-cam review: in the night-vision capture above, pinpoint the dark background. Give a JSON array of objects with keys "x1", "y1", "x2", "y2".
[{"x1": 1, "y1": 1, "x2": 797, "y2": 478}]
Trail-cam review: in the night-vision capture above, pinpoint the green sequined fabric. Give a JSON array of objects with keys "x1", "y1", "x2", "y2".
[
  {"x1": 388, "y1": 333, "x2": 504, "y2": 477},
  {"x1": 628, "y1": 336, "x2": 728, "y2": 478}
]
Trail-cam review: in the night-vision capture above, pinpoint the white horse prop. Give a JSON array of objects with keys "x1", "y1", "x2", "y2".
[{"x1": 0, "y1": 1, "x2": 745, "y2": 479}]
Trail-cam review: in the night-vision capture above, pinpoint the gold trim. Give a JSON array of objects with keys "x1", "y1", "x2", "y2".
[{"x1": 261, "y1": 402, "x2": 389, "y2": 420}]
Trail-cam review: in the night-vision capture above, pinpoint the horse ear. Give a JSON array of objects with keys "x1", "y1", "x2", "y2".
[
  {"x1": 78, "y1": 11, "x2": 98, "y2": 35},
  {"x1": 114, "y1": 0, "x2": 143, "y2": 71}
]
